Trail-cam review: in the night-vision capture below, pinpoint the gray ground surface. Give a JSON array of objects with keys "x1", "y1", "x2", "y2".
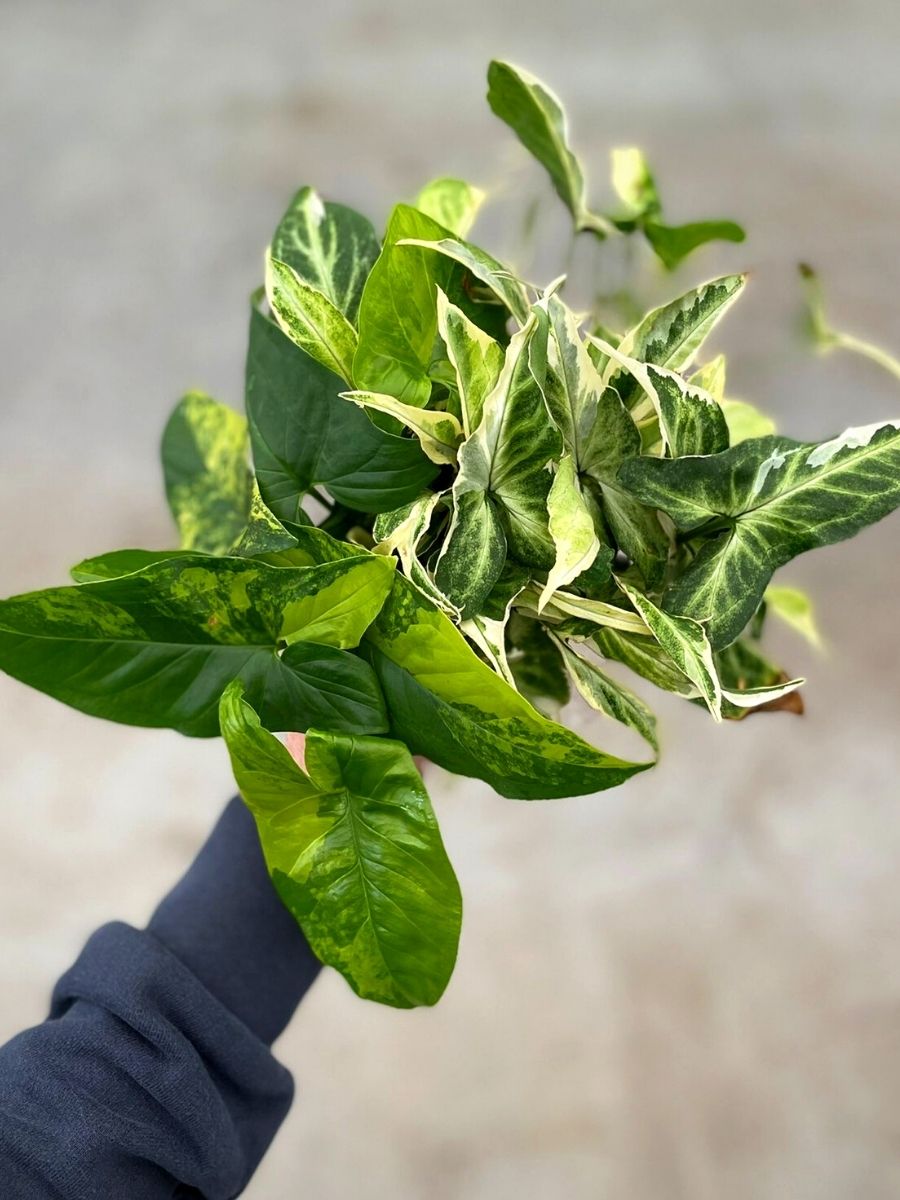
[{"x1": 1, "y1": 3, "x2": 899, "y2": 1196}]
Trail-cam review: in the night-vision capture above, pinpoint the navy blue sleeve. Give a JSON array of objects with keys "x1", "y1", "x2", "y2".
[{"x1": 0, "y1": 797, "x2": 322, "y2": 1199}]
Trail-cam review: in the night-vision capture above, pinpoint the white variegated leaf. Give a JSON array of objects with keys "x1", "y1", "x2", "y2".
[
  {"x1": 551, "y1": 633, "x2": 659, "y2": 753},
  {"x1": 436, "y1": 289, "x2": 505, "y2": 437},
  {"x1": 619, "y1": 420, "x2": 900, "y2": 648},
  {"x1": 340, "y1": 391, "x2": 463, "y2": 466},
  {"x1": 266, "y1": 255, "x2": 358, "y2": 384},
  {"x1": 399, "y1": 237, "x2": 531, "y2": 324},
  {"x1": 539, "y1": 454, "x2": 602, "y2": 610}
]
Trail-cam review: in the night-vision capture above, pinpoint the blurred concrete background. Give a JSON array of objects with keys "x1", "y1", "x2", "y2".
[{"x1": 2, "y1": 2, "x2": 900, "y2": 1196}]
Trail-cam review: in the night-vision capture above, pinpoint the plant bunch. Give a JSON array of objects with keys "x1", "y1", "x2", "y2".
[{"x1": 2, "y1": 62, "x2": 898, "y2": 1008}]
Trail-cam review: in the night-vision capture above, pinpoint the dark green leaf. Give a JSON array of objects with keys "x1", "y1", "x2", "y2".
[{"x1": 245, "y1": 304, "x2": 437, "y2": 519}]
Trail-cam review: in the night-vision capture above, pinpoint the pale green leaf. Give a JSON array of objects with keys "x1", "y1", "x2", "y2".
[
  {"x1": 399, "y1": 237, "x2": 530, "y2": 324},
  {"x1": 764, "y1": 584, "x2": 823, "y2": 649},
  {"x1": 539, "y1": 454, "x2": 602, "y2": 609},
  {"x1": 373, "y1": 492, "x2": 456, "y2": 613},
  {"x1": 161, "y1": 392, "x2": 252, "y2": 555},
  {"x1": 610, "y1": 147, "x2": 660, "y2": 225},
  {"x1": 365, "y1": 574, "x2": 649, "y2": 799},
  {"x1": 415, "y1": 177, "x2": 485, "y2": 238}
]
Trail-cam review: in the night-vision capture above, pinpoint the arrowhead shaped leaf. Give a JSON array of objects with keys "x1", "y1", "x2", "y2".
[
  {"x1": 644, "y1": 219, "x2": 745, "y2": 271},
  {"x1": 365, "y1": 574, "x2": 649, "y2": 799},
  {"x1": 270, "y1": 186, "x2": 379, "y2": 324},
  {"x1": 764, "y1": 584, "x2": 822, "y2": 649},
  {"x1": 245, "y1": 304, "x2": 436, "y2": 518},
  {"x1": 619, "y1": 420, "x2": 900, "y2": 647},
  {"x1": 265, "y1": 255, "x2": 358, "y2": 384},
  {"x1": 374, "y1": 491, "x2": 457, "y2": 613},
  {"x1": 415, "y1": 177, "x2": 485, "y2": 238},
  {"x1": 220, "y1": 682, "x2": 461, "y2": 1008},
  {"x1": 0, "y1": 555, "x2": 394, "y2": 735},
  {"x1": 161, "y1": 392, "x2": 252, "y2": 555},
  {"x1": 487, "y1": 60, "x2": 612, "y2": 238}
]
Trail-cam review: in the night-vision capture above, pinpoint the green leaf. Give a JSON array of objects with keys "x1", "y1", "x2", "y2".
[
  {"x1": 799, "y1": 263, "x2": 900, "y2": 382},
  {"x1": 764, "y1": 584, "x2": 823, "y2": 649},
  {"x1": 245, "y1": 304, "x2": 436, "y2": 518},
  {"x1": 720, "y1": 398, "x2": 777, "y2": 444},
  {"x1": 619, "y1": 421, "x2": 900, "y2": 648},
  {"x1": 611, "y1": 276, "x2": 746, "y2": 407},
  {"x1": 539, "y1": 453, "x2": 602, "y2": 609},
  {"x1": 414, "y1": 177, "x2": 485, "y2": 238},
  {"x1": 270, "y1": 186, "x2": 379, "y2": 324},
  {"x1": 616, "y1": 578, "x2": 721, "y2": 719},
  {"x1": 364, "y1": 574, "x2": 649, "y2": 799},
  {"x1": 433, "y1": 489, "x2": 507, "y2": 619},
  {"x1": 552, "y1": 634, "x2": 658, "y2": 753},
  {"x1": 506, "y1": 614, "x2": 570, "y2": 715},
  {"x1": 644, "y1": 219, "x2": 746, "y2": 272},
  {"x1": 0, "y1": 554, "x2": 394, "y2": 735},
  {"x1": 577, "y1": 385, "x2": 669, "y2": 588},
  {"x1": 265, "y1": 255, "x2": 358, "y2": 383},
  {"x1": 220, "y1": 682, "x2": 460, "y2": 1007},
  {"x1": 689, "y1": 355, "x2": 776, "y2": 444},
  {"x1": 398, "y1": 237, "x2": 531, "y2": 325},
  {"x1": 354, "y1": 205, "x2": 457, "y2": 407},
  {"x1": 454, "y1": 313, "x2": 560, "y2": 568},
  {"x1": 610, "y1": 147, "x2": 661, "y2": 226},
  {"x1": 487, "y1": 60, "x2": 612, "y2": 238},
  {"x1": 161, "y1": 392, "x2": 252, "y2": 555},
  {"x1": 70, "y1": 549, "x2": 196, "y2": 583},
  {"x1": 339, "y1": 390, "x2": 463, "y2": 465},
  {"x1": 436, "y1": 289, "x2": 505, "y2": 437}
]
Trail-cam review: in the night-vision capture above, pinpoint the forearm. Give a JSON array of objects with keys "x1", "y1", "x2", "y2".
[{"x1": 0, "y1": 797, "x2": 320, "y2": 1199}]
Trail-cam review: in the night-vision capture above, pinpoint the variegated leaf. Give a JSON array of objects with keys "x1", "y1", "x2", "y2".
[
  {"x1": 454, "y1": 313, "x2": 560, "y2": 567},
  {"x1": 539, "y1": 454, "x2": 602, "y2": 610},
  {"x1": 220, "y1": 682, "x2": 461, "y2": 1008},
  {"x1": 538, "y1": 293, "x2": 606, "y2": 467},
  {"x1": 373, "y1": 492, "x2": 456, "y2": 614},
  {"x1": 619, "y1": 421, "x2": 900, "y2": 648},
  {"x1": 616, "y1": 578, "x2": 722, "y2": 719},
  {"x1": 270, "y1": 186, "x2": 380, "y2": 324},
  {"x1": 340, "y1": 391, "x2": 463, "y2": 466},
  {"x1": 486, "y1": 60, "x2": 612, "y2": 238},
  {"x1": 552, "y1": 634, "x2": 658, "y2": 753},
  {"x1": 161, "y1": 392, "x2": 252, "y2": 555},
  {"x1": 590, "y1": 335, "x2": 729, "y2": 458},
  {"x1": 399, "y1": 237, "x2": 530, "y2": 324},
  {"x1": 593, "y1": 627, "x2": 697, "y2": 698},
  {"x1": 537, "y1": 589, "x2": 650, "y2": 636},
  {"x1": 415, "y1": 177, "x2": 485, "y2": 238},
  {"x1": 266, "y1": 255, "x2": 358, "y2": 384},
  {"x1": 609, "y1": 276, "x2": 746, "y2": 405},
  {"x1": 436, "y1": 288, "x2": 505, "y2": 437},
  {"x1": 434, "y1": 490, "x2": 507, "y2": 619}
]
